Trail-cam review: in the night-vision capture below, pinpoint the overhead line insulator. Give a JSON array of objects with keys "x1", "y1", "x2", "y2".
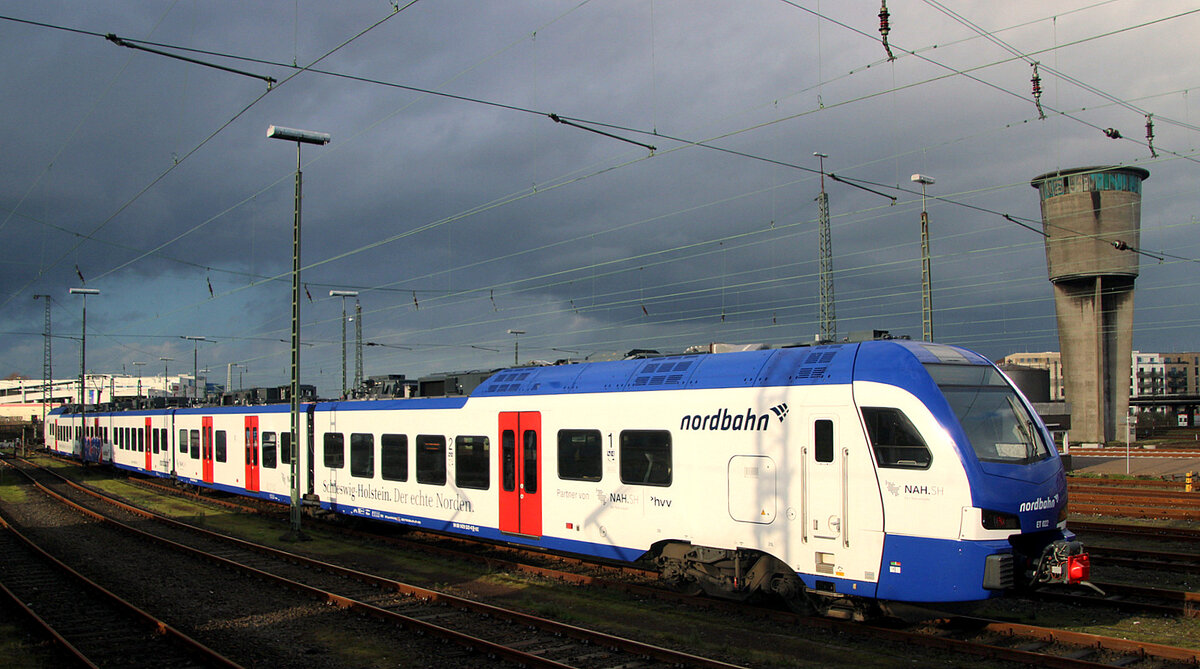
[
  {"x1": 1146, "y1": 114, "x2": 1158, "y2": 158},
  {"x1": 878, "y1": 1, "x2": 896, "y2": 62},
  {"x1": 1031, "y1": 62, "x2": 1045, "y2": 120}
]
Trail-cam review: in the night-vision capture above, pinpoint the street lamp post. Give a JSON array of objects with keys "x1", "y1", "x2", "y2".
[
  {"x1": 69, "y1": 287, "x2": 99, "y2": 456},
  {"x1": 506, "y1": 329, "x2": 525, "y2": 367},
  {"x1": 330, "y1": 290, "x2": 359, "y2": 398},
  {"x1": 181, "y1": 336, "x2": 210, "y2": 403},
  {"x1": 269, "y1": 124, "x2": 331, "y2": 541},
  {"x1": 911, "y1": 174, "x2": 936, "y2": 343},
  {"x1": 132, "y1": 361, "x2": 146, "y2": 406},
  {"x1": 159, "y1": 357, "x2": 173, "y2": 397}
]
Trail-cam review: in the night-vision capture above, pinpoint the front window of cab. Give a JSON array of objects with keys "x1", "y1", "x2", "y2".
[{"x1": 926, "y1": 363, "x2": 1051, "y2": 465}]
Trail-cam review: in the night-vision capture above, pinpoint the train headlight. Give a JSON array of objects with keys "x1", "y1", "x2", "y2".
[
  {"x1": 1057, "y1": 502, "x2": 1068, "y2": 524},
  {"x1": 981, "y1": 509, "x2": 1021, "y2": 531},
  {"x1": 1066, "y1": 553, "x2": 1090, "y2": 583}
]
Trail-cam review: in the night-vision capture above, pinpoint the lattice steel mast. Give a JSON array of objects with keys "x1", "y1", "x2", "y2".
[
  {"x1": 33, "y1": 294, "x2": 51, "y2": 433},
  {"x1": 354, "y1": 300, "x2": 363, "y2": 393},
  {"x1": 814, "y1": 153, "x2": 836, "y2": 343}
]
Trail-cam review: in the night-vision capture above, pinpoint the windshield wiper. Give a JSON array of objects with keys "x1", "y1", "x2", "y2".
[{"x1": 1006, "y1": 395, "x2": 1038, "y2": 463}]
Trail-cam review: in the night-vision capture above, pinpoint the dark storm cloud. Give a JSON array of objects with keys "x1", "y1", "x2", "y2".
[{"x1": 2, "y1": 1, "x2": 1198, "y2": 396}]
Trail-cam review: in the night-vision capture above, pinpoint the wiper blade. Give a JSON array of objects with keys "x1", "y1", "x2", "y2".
[{"x1": 1006, "y1": 395, "x2": 1037, "y2": 461}]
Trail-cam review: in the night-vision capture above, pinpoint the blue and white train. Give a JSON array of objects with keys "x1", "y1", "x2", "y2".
[{"x1": 46, "y1": 339, "x2": 1089, "y2": 617}]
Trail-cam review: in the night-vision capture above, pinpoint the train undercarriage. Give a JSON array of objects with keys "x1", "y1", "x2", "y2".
[{"x1": 650, "y1": 541, "x2": 877, "y2": 620}]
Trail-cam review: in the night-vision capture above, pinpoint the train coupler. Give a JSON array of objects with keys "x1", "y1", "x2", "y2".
[{"x1": 1032, "y1": 540, "x2": 1103, "y2": 594}]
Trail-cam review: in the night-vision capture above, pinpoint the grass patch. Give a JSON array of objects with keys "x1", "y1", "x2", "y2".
[
  {"x1": 0, "y1": 473, "x2": 27, "y2": 504},
  {"x1": 0, "y1": 614, "x2": 66, "y2": 669},
  {"x1": 307, "y1": 619, "x2": 447, "y2": 668}
]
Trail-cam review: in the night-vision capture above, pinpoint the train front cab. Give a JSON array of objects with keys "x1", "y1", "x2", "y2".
[{"x1": 856, "y1": 342, "x2": 1088, "y2": 607}]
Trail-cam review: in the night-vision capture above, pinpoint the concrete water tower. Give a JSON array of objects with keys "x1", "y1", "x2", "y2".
[{"x1": 1030, "y1": 165, "x2": 1149, "y2": 445}]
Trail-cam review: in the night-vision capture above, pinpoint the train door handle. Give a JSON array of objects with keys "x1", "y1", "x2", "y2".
[{"x1": 828, "y1": 516, "x2": 841, "y2": 532}]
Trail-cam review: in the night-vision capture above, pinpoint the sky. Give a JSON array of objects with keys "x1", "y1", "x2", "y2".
[{"x1": 1, "y1": 0, "x2": 1198, "y2": 398}]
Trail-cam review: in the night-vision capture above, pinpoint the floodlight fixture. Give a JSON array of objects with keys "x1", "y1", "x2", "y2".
[
  {"x1": 329, "y1": 290, "x2": 359, "y2": 297},
  {"x1": 69, "y1": 287, "x2": 100, "y2": 295},
  {"x1": 506, "y1": 329, "x2": 526, "y2": 366},
  {"x1": 267, "y1": 125, "x2": 331, "y2": 145},
  {"x1": 910, "y1": 174, "x2": 936, "y2": 185}
]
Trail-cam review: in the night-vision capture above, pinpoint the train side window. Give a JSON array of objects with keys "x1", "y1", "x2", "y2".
[
  {"x1": 557, "y1": 429, "x2": 602, "y2": 482},
  {"x1": 815, "y1": 420, "x2": 833, "y2": 463},
  {"x1": 324, "y1": 433, "x2": 345, "y2": 469},
  {"x1": 522, "y1": 431, "x2": 538, "y2": 494},
  {"x1": 189, "y1": 429, "x2": 200, "y2": 460},
  {"x1": 281, "y1": 431, "x2": 292, "y2": 465},
  {"x1": 862, "y1": 407, "x2": 932, "y2": 470},
  {"x1": 350, "y1": 433, "x2": 374, "y2": 478},
  {"x1": 180, "y1": 429, "x2": 187, "y2": 454},
  {"x1": 501, "y1": 430, "x2": 516, "y2": 492},
  {"x1": 152, "y1": 428, "x2": 159, "y2": 454},
  {"x1": 138, "y1": 427, "x2": 145, "y2": 453},
  {"x1": 416, "y1": 435, "x2": 447, "y2": 485},
  {"x1": 619, "y1": 430, "x2": 672, "y2": 487},
  {"x1": 262, "y1": 432, "x2": 278, "y2": 469},
  {"x1": 160, "y1": 429, "x2": 167, "y2": 452},
  {"x1": 455, "y1": 435, "x2": 490, "y2": 490},
  {"x1": 215, "y1": 430, "x2": 227, "y2": 463},
  {"x1": 380, "y1": 434, "x2": 408, "y2": 482}
]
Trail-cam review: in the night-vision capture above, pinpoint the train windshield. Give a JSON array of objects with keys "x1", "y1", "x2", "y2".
[{"x1": 925, "y1": 364, "x2": 1051, "y2": 465}]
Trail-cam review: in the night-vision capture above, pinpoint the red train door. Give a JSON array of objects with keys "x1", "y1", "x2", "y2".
[
  {"x1": 244, "y1": 416, "x2": 259, "y2": 493},
  {"x1": 202, "y1": 416, "x2": 214, "y2": 484},
  {"x1": 498, "y1": 411, "x2": 542, "y2": 538},
  {"x1": 144, "y1": 417, "x2": 152, "y2": 471}
]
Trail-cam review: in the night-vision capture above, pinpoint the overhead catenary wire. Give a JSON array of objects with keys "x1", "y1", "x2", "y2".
[
  {"x1": 8, "y1": 3, "x2": 1193, "y2": 299},
  {"x1": 0, "y1": 2, "x2": 417, "y2": 311},
  {"x1": 9, "y1": 3, "x2": 1200, "y2": 383}
]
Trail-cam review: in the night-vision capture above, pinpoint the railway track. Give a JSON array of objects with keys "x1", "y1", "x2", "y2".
[
  {"x1": 26, "y1": 457, "x2": 1200, "y2": 668},
  {"x1": 1069, "y1": 447, "x2": 1200, "y2": 458},
  {"x1": 0, "y1": 510, "x2": 243, "y2": 669},
  {"x1": 1089, "y1": 544, "x2": 1200, "y2": 574},
  {"x1": 3, "y1": 457, "x2": 745, "y2": 669},
  {"x1": 1071, "y1": 519, "x2": 1200, "y2": 542},
  {"x1": 1068, "y1": 478, "x2": 1200, "y2": 520}
]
